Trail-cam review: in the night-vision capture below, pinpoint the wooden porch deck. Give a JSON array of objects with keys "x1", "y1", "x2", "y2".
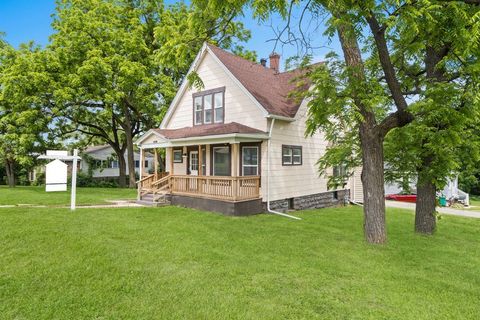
[{"x1": 138, "y1": 174, "x2": 261, "y2": 202}]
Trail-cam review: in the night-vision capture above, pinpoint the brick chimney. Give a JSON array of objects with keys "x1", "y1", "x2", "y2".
[{"x1": 269, "y1": 53, "x2": 280, "y2": 72}]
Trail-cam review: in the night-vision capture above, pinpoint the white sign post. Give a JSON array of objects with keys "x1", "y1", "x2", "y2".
[
  {"x1": 70, "y1": 149, "x2": 78, "y2": 210},
  {"x1": 38, "y1": 149, "x2": 81, "y2": 211}
]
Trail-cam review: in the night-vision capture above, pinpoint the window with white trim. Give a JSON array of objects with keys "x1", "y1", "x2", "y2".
[
  {"x1": 242, "y1": 146, "x2": 259, "y2": 176},
  {"x1": 194, "y1": 96, "x2": 202, "y2": 125},
  {"x1": 110, "y1": 160, "x2": 119, "y2": 169},
  {"x1": 282, "y1": 145, "x2": 302, "y2": 166},
  {"x1": 204, "y1": 94, "x2": 212, "y2": 124},
  {"x1": 214, "y1": 92, "x2": 223, "y2": 123},
  {"x1": 192, "y1": 87, "x2": 225, "y2": 125}
]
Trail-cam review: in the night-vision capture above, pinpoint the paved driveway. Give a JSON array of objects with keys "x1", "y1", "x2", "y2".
[{"x1": 385, "y1": 200, "x2": 480, "y2": 219}]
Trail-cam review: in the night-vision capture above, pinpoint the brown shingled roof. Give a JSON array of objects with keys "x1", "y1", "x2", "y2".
[
  {"x1": 207, "y1": 44, "x2": 313, "y2": 118},
  {"x1": 154, "y1": 122, "x2": 267, "y2": 140}
]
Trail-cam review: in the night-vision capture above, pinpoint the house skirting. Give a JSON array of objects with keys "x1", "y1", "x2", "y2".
[
  {"x1": 170, "y1": 195, "x2": 263, "y2": 216},
  {"x1": 264, "y1": 189, "x2": 350, "y2": 212},
  {"x1": 169, "y1": 189, "x2": 349, "y2": 216}
]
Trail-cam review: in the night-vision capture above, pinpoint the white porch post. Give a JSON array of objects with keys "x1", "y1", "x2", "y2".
[
  {"x1": 232, "y1": 143, "x2": 239, "y2": 177},
  {"x1": 140, "y1": 147, "x2": 145, "y2": 178},
  {"x1": 198, "y1": 145, "x2": 203, "y2": 176},
  {"x1": 154, "y1": 148, "x2": 158, "y2": 180},
  {"x1": 169, "y1": 147, "x2": 174, "y2": 174},
  {"x1": 70, "y1": 149, "x2": 78, "y2": 211}
]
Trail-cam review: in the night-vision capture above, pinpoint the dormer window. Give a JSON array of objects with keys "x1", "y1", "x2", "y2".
[{"x1": 193, "y1": 87, "x2": 225, "y2": 125}]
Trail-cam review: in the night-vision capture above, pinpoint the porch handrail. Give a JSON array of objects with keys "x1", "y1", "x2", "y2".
[
  {"x1": 137, "y1": 174, "x2": 155, "y2": 184},
  {"x1": 152, "y1": 173, "x2": 171, "y2": 191},
  {"x1": 169, "y1": 175, "x2": 260, "y2": 201},
  {"x1": 152, "y1": 172, "x2": 170, "y2": 186}
]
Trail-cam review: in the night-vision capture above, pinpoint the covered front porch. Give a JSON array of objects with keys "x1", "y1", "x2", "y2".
[{"x1": 135, "y1": 123, "x2": 268, "y2": 207}]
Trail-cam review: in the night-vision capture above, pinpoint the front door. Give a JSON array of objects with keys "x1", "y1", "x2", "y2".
[{"x1": 189, "y1": 151, "x2": 199, "y2": 176}]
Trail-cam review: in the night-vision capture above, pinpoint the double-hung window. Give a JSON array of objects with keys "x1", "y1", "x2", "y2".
[
  {"x1": 204, "y1": 94, "x2": 213, "y2": 124},
  {"x1": 194, "y1": 96, "x2": 203, "y2": 125},
  {"x1": 214, "y1": 92, "x2": 223, "y2": 123},
  {"x1": 110, "y1": 160, "x2": 119, "y2": 169},
  {"x1": 282, "y1": 145, "x2": 302, "y2": 166},
  {"x1": 193, "y1": 87, "x2": 225, "y2": 125}
]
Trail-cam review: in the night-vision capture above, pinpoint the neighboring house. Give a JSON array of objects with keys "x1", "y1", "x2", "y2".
[
  {"x1": 81, "y1": 145, "x2": 154, "y2": 179},
  {"x1": 385, "y1": 176, "x2": 470, "y2": 205},
  {"x1": 136, "y1": 43, "x2": 359, "y2": 215}
]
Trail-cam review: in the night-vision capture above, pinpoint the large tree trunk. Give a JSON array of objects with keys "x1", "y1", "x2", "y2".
[
  {"x1": 335, "y1": 11, "x2": 388, "y2": 244},
  {"x1": 415, "y1": 168, "x2": 437, "y2": 234},
  {"x1": 412, "y1": 45, "x2": 445, "y2": 234},
  {"x1": 110, "y1": 145, "x2": 127, "y2": 188},
  {"x1": 5, "y1": 159, "x2": 15, "y2": 187},
  {"x1": 125, "y1": 130, "x2": 136, "y2": 188},
  {"x1": 117, "y1": 153, "x2": 127, "y2": 188},
  {"x1": 120, "y1": 102, "x2": 137, "y2": 188},
  {"x1": 360, "y1": 126, "x2": 387, "y2": 243}
]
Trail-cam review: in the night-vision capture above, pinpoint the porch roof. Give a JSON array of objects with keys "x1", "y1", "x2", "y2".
[
  {"x1": 153, "y1": 122, "x2": 266, "y2": 139},
  {"x1": 137, "y1": 122, "x2": 269, "y2": 148}
]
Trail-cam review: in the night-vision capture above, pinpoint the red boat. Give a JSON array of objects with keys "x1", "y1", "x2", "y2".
[{"x1": 385, "y1": 194, "x2": 417, "y2": 203}]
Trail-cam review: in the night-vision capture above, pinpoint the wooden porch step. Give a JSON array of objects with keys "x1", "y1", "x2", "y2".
[
  {"x1": 137, "y1": 191, "x2": 170, "y2": 207},
  {"x1": 136, "y1": 199, "x2": 169, "y2": 207}
]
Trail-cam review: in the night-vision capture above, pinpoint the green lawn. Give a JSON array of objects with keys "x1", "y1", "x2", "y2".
[
  {"x1": 468, "y1": 195, "x2": 480, "y2": 210},
  {"x1": 0, "y1": 186, "x2": 136, "y2": 206},
  {"x1": 0, "y1": 205, "x2": 479, "y2": 319}
]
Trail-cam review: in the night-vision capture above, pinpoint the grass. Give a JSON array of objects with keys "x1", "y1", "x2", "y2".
[
  {"x1": 0, "y1": 205, "x2": 479, "y2": 319},
  {"x1": 468, "y1": 195, "x2": 480, "y2": 210},
  {"x1": 0, "y1": 185, "x2": 136, "y2": 206}
]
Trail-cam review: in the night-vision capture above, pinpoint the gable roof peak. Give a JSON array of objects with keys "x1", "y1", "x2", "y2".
[{"x1": 206, "y1": 43, "x2": 310, "y2": 118}]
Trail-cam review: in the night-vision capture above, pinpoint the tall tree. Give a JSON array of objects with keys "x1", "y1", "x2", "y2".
[
  {"x1": 199, "y1": 0, "x2": 479, "y2": 243},
  {"x1": 49, "y1": 0, "x2": 253, "y2": 187},
  {"x1": 0, "y1": 43, "x2": 51, "y2": 187},
  {"x1": 380, "y1": 0, "x2": 480, "y2": 234}
]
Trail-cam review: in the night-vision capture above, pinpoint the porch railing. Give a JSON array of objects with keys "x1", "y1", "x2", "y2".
[
  {"x1": 137, "y1": 174, "x2": 155, "y2": 191},
  {"x1": 138, "y1": 174, "x2": 260, "y2": 202},
  {"x1": 170, "y1": 175, "x2": 260, "y2": 201}
]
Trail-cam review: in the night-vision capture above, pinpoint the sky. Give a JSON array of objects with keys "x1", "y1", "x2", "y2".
[{"x1": 0, "y1": 0, "x2": 339, "y2": 69}]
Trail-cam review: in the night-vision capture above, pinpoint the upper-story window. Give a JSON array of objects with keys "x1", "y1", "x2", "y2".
[{"x1": 193, "y1": 87, "x2": 225, "y2": 125}]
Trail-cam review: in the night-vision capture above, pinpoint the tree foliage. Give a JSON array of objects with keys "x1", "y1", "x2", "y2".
[
  {"x1": 48, "y1": 0, "x2": 254, "y2": 187},
  {"x1": 0, "y1": 43, "x2": 53, "y2": 186}
]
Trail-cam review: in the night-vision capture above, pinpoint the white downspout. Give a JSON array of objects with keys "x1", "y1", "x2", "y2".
[{"x1": 266, "y1": 118, "x2": 301, "y2": 220}]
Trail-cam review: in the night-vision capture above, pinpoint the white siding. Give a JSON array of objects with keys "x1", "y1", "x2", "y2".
[
  {"x1": 164, "y1": 52, "x2": 268, "y2": 132},
  {"x1": 348, "y1": 167, "x2": 364, "y2": 203},
  {"x1": 81, "y1": 147, "x2": 154, "y2": 178},
  {"x1": 260, "y1": 102, "x2": 335, "y2": 201},
  {"x1": 157, "y1": 48, "x2": 362, "y2": 203}
]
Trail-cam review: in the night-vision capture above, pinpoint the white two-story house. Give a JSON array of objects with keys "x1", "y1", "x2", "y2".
[{"x1": 135, "y1": 43, "x2": 361, "y2": 215}]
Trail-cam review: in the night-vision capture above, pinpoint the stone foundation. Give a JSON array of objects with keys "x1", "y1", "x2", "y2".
[
  {"x1": 263, "y1": 189, "x2": 350, "y2": 212},
  {"x1": 168, "y1": 189, "x2": 350, "y2": 216}
]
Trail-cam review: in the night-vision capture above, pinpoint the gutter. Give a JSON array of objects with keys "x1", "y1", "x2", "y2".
[
  {"x1": 266, "y1": 118, "x2": 301, "y2": 220},
  {"x1": 265, "y1": 114, "x2": 296, "y2": 122}
]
